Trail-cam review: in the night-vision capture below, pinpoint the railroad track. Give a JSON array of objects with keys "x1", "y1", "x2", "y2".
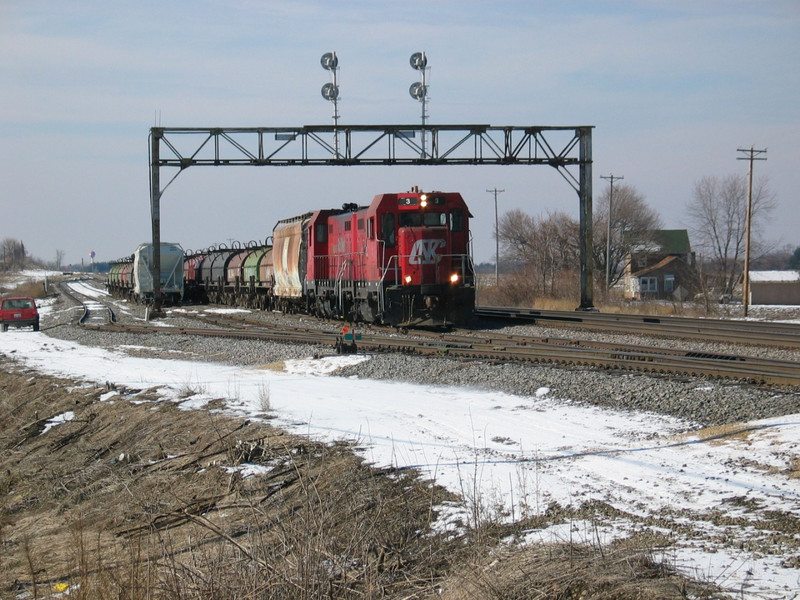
[
  {"x1": 57, "y1": 280, "x2": 117, "y2": 327},
  {"x1": 475, "y1": 306, "x2": 800, "y2": 349},
  {"x1": 84, "y1": 310, "x2": 800, "y2": 387}
]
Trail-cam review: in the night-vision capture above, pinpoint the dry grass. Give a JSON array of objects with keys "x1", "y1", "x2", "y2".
[
  {"x1": 681, "y1": 422, "x2": 758, "y2": 446},
  {"x1": 0, "y1": 365, "x2": 727, "y2": 599},
  {"x1": 0, "y1": 366, "x2": 455, "y2": 599},
  {"x1": 431, "y1": 542, "x2": 721, "y2": 600},
  {"x1": 478, "y1": 280, "x2": 719, "y2": 318},
  {"x1": 0, "y1": 279, "x2": 49, "y2": 300}
]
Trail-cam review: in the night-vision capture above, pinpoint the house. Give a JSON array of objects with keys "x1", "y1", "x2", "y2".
[
  {"x1": 748, "y1": 271, "x2": 800, "y2": 305},
  {"x1": 622, "y1": 230, "x2": 699, "y2": 301}
]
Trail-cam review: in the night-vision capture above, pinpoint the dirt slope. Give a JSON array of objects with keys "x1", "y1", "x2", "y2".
[{"x1": 0, "y1": 363, "x2": 725, "y2": 599}]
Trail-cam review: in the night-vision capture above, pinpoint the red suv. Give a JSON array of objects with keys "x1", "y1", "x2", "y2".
[{"x1": 0, "y1": 297, "x2": 40, "y2": 331}]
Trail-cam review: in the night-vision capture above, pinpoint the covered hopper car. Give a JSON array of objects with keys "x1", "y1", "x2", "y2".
[{"x1": 107, "y1": 243, "x2": 184, "y2": 305}]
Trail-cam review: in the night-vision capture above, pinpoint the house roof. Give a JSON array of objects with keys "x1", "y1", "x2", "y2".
[
  {"x1": 631, "y1": 255, "x2": 679, "y2": 277},
  {"x1": 749, "y1": 270, "x2": 800, "y2": 283},
  {"x1": 624, "y1": 229, "x2": 692, "y2": 255}
]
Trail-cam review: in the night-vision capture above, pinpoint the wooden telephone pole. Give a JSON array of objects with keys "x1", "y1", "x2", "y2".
[
  {"x1": 737, "y1": 146, "x2": 767, "y2": 317},
  {"x1": 600, "y1": 174, "x2": 623, "y2": 289},
  {"x1": 486, "y1": 187, "x2": 505, "y2": 286}
]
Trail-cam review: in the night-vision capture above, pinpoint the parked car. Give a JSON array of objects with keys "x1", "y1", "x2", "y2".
[{"x1": 0, "y1": 297, "x2": 40, "y2": 331}]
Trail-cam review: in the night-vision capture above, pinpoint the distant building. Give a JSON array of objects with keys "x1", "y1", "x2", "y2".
[
  {"x1": 748, "y1": 271, "x2": 800, "y2": 305},
  {"x1": 622, "y1": 230, "x2": 699, "y2": 301}
]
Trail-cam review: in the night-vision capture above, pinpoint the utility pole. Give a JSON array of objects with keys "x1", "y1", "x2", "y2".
[
  {"x1": 486, "y1": 188, "x2": 505, "y2": 286},
  {"x1": 600, "y1": 174, "x2": 623, "y2": 289},
  {"x1": 737, "y1": 146, "x2": 767, "y2": 317}
]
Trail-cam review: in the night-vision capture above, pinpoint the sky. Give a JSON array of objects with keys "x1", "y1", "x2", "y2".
[
  {"x1": 1, "y1": 1, "x2": 799, "y2": 268},
  {"x1": 2, "y1": 277, "x2": 800, "y2": 597}
]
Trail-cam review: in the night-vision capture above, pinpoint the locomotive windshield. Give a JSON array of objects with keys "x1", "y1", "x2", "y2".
[{"x1": 398, "y1": 212, "x2": 446, "y2": 227}]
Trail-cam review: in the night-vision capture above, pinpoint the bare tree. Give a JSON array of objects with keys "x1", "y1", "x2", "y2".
[
  {"x1": 497, "y1": 208, "x2": 538, "y2": 266},
  {"x1": 592, "y1": 183, "x2": 663, "y2": 287},
  {"x1": 498, "y1": 209, "x2": 580, "y2": 299},
  {"x1": 54, "y1": 249, "x2": 65, "y2": 271},
  {"x1": 2, "y1": 238, "x2": 27, "y2": 272},
  {"x1": 685, "y1": 174, "x2": 776, "y2": 297}
]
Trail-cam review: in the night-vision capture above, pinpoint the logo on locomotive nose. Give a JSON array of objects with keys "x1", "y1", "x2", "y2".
[{"x1": 409, "y1": 239, "x2": 446, "y2": 264}]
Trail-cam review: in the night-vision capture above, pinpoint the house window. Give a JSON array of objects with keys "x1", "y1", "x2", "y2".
[
  {"x1": 640, "y1": 277, "x2": 658, "y2": 293},
  {"x1": 664, "y1": 274, "x2": 675, "y2": 293}
]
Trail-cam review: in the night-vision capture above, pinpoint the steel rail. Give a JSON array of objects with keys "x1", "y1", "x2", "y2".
[
  {"x1": 84, "y1": 312, "x2": 800, "y2": 387},
  {"x1": 475, "y1": 306, "x2": 800, "y2": 349},
  {"x1": 57, "y1": 281, "x2": 116, "y2": 326}
]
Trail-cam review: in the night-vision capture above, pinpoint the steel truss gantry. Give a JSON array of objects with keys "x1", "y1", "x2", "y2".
[{"x1": 149, "y1": 124, "x2": 594, "y2": 311}]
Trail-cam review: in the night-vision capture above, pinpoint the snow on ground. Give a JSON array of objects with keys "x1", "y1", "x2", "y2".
[
  {"x1": 2, "y1": 331, "x2": 800, "y2": 598},
  {"x1": 0, "y1": 269, "x2": 62, "y2": 292},
  {"x1": 65, "y1": 279, "x2": 110, "y2": 299}
]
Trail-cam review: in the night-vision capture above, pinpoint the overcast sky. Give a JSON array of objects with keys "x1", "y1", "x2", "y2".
[{"x1": 2, "y1": 0, "x2": 798, "y2": 267}]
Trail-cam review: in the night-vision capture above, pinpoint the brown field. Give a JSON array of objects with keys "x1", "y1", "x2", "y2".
[{"x1": 0, "y1": 364, "x2": 726, "y2": 599}]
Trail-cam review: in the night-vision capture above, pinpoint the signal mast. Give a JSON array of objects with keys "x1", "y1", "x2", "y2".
[
  {"x1": 409, "y1": 51, "x2": 429, "y2": 159},
  {"x1": 320, "y1": 51, "x2": 341, "y2": 158}
]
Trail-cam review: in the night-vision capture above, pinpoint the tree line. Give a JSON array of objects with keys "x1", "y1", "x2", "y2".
[
  {"x1": 1, "y1": 238, "x2": 74, "y2": 273},
  {"x1": 1, "y1": 238, "x2": 30, "y2": 272},
  {"x1": 494, "y1": 173, "x2": 795, "y2": 304}
]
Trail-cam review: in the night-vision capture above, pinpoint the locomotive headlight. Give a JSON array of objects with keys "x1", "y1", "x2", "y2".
[
  {"x1": 420, "y1": 193, "x2": 428, "y2": 208},
  {"x1": 404, "y1": 275, "x2": 413, "y2": 284},
  {"x1": 450, "y1": 273, "x2": 460, "y2": 284}
]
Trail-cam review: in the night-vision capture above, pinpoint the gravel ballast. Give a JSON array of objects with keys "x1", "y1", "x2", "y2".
[{"x1": 41, "y1": 287, "x2": 800, "y2": 429}]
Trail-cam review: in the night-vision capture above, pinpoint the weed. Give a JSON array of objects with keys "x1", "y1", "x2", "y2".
[
  {"x1": 258, "y1": 381, "x2": 271, "y2": 412},
  {"x1": 178, "y1": 375, "x2": 206, "y2": 398}
]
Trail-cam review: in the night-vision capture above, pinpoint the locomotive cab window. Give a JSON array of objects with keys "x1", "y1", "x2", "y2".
[
  {"x1": 450, "y1": 208, "x2": 464, "y2": 232},
  {"x1": 399, "y1": 212, "x2": 445, "y2": 227},
  {"x1": 399, "y1": 213, "x2": 422, "y2": 227},
  {"x1": 424, "y1": 212, "x2": 446, "y2": 227},
  {"x1": 381, "y1": 213, "x2": 396, "y2": 246},
  {"x1": 315, "y1": 223, "x2": 327, "y2": 243}
]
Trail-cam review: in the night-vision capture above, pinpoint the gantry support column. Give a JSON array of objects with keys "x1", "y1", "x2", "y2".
[
  {"x1": 578, "y1": 127, "x2": 594, "y2": 310},
  {"x1": 150, "y1": 128, "x2": 163, "y2": 314}
]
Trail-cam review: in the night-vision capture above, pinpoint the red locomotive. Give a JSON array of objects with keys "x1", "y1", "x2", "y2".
[
  {"x1": 273, "y1": 187, "x2": 475, "y2": 326},
  {"x1": 111, "y1": 188, "x2": 475, "y2": 327}
]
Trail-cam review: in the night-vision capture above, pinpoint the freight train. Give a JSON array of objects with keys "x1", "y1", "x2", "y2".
[{"x1": 108, "y1": 188, "x2": 475, "y2": 327}]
